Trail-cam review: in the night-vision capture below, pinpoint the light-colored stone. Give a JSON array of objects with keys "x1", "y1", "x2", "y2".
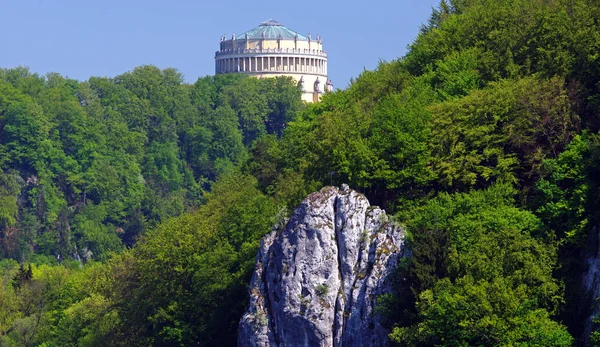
[
  {"x1": 583, "y1": 226, "x2": 600, "y2": 343},
  {"x1": 239, "y1": 185, "x2": 405, "y2": 346},
  {"x1": 215, "y1": 20, "x2": 332, "y2": 103}
]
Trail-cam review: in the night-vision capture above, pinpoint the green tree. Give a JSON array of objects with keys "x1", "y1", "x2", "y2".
[
  {"x1": 116, "y1": 173, "x2": 277, "y2": 346},
  {"x1": 389, "y1": 184, "x2": 571, "y2": 346}
]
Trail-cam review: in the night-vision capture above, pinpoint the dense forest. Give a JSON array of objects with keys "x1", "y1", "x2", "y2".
[{"x1": 1, "y1": 0, "x2": 600, "y2": 345}]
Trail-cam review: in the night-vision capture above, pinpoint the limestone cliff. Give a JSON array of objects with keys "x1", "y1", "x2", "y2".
[
  {"x1": 583, "y1": 227, "x2": 600, "y2": 343},
  {"x1": 238, "y1": 185, "x2": 405, "y2": 346}
]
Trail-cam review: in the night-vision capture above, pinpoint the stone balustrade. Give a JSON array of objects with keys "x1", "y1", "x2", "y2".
[{"x1": 215, "y1": 47, "x2": 327, "y2": 57}]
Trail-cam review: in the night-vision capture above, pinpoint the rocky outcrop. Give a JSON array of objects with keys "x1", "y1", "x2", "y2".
[
  {"x1": 238, "y1": 185, "x2": 405, "y2": 346},
  {"x1": 583, "y1": 226, "x2": 600, "y2": 343}
]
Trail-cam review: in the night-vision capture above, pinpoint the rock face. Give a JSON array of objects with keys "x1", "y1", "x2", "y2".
[
  {"x1": 583, "y1": 227, "x2": 600, "y2": 342},
  {"x1": 238, "y1": 185, "x2": 405, "y2": 346}
]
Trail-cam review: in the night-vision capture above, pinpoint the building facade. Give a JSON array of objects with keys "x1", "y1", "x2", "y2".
[{"x1": 215, "y1": 19, "x2": 332, "y2": 102}]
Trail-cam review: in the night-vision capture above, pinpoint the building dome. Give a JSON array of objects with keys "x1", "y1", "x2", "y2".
[
  {"x1": 215, "y1": 20, "x2": 330, "y2": 102},
  {"x1": 238, "y1": 19, "x2": 309, "y2": 41}
]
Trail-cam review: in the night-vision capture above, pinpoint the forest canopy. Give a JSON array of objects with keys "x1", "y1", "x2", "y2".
[{"x1": 1, "y1": 0, "x2": 600, "y2": 345}]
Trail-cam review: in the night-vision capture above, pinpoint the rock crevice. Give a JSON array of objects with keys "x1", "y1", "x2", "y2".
[{"x1": 238, "y1": 185, "x2": 405, "y2": 346}]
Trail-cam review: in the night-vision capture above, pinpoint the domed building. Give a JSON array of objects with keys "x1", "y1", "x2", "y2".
[{"x1": 215, "y1": 19, "x2": 333, "y2": 102}]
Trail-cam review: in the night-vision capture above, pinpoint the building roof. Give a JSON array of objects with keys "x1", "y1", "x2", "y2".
[{"x1": 237, "y1": 19, "x2": 309, "y2": 41}]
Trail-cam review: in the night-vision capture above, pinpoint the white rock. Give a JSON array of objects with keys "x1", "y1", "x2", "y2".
[{"x1": 239, "y1": 186, "x2": 406, "y2": 346}]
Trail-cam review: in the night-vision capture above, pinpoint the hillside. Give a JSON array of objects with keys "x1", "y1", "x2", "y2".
[{"x1": 1, "y1": 0, "x2": 600, "y2": 345}]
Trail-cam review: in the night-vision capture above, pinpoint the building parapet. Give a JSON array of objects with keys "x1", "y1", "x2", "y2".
[{"x1": 215, "y1": 47, "x2": 327, "y2": 57}]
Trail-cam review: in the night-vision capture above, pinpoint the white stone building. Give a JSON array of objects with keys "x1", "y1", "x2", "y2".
[{"x1": 215, "y1": 19, "x2": 333, "y2": 102}]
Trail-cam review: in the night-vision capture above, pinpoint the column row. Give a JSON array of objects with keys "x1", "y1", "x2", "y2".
[{"x1": 216, "y1": 56, "x2": 327, "y2": 74}]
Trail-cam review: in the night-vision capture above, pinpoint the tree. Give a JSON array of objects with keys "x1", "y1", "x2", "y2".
[
  {"x1": 118, "y1": 173, "x2": 277, "y2": 346},
  {"x1": 389, "y1": 184, "x2": 571, "y2": 346}
]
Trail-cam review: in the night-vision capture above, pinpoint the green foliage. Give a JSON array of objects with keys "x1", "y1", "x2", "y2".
[
  {"x1": 390, "y1": 184, "x2": 570, "y2": 346},
  {"x1": 115, "y1": 174, "x2": 278, "y2": 346},
  {"x1": 536, "y1": 133, "x2": 600, "y2": 242},
  {"x1": 429, "y1": 76, "x2": 578, "y2": 191},
  {"x1": 0, "y1": 171, "x2": 23, "y2": 259},
  {"x1": 535, "y1": 132, "x2": 600, "y2": 337},
  {"x1": 315, "y1": 284, "x2": 328, "y2": 297},
  {"x1": 391, "y1": 277, "x2": 572, "y2": 346},
  {"x1": 2, "y1": 0, "x2": 600, "y2": 344},
  {"x1": 0, "y1": 66, "x2": 302, "y2": 262}
]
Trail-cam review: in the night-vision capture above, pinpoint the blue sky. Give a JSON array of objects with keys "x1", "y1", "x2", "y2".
[{"x1": 0, "y1": 0, "x2": 439, "y2": 88}]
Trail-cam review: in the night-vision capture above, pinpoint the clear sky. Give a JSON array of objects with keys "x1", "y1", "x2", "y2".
[{"x1": 0, "y1": 0, "x2": 439, "y2": 88}]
